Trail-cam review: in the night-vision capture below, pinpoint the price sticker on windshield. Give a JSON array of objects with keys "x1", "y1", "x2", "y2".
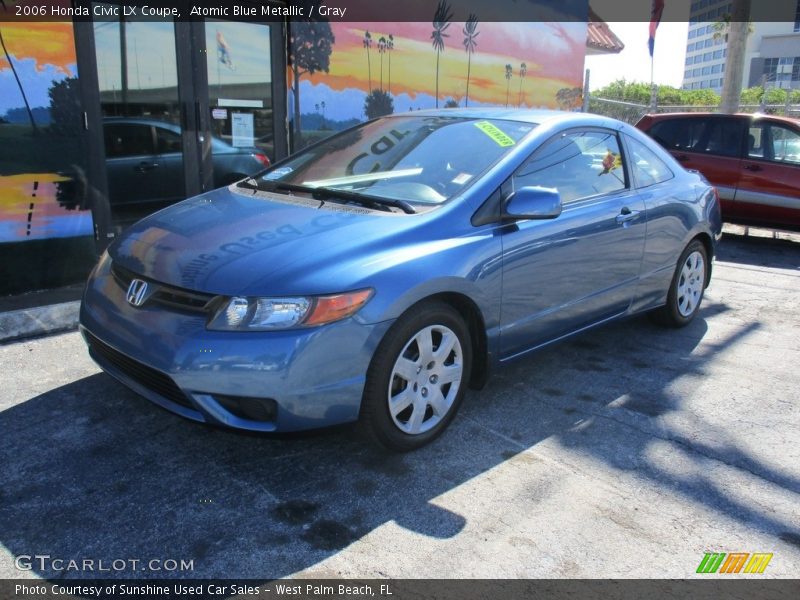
[{"x1": 474, "y1": 121, "x2": 516, "y2": 147}]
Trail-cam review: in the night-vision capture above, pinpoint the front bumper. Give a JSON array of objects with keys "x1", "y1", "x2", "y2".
[{"x1": 79, "y1": 257, "x2": 392, "y2": 432}]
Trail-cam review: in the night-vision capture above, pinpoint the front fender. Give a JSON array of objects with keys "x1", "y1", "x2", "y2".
[{"x1": 354, "y1": 228, "x2": 503, "y2": 331}]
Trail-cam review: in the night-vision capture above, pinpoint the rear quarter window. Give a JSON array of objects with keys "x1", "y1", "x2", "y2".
[
  {"x1": 647, "y1": 118, "x2": 704, "y2": 152},
  {"x1": 648, "y1": 117, "x2": 743, "y2": 158},
  {"x1": 626, "y1": 136, "x2": 674, "y2": 188}
]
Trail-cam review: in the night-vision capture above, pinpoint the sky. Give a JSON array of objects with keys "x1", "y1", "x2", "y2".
[
  {"x1": 584, "y1": 21, "x2": 690, "y2": 91},
  {"x1": 0, "y1": 22, "x2": 77, "y2": 114}
]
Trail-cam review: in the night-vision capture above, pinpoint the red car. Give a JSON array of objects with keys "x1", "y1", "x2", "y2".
[{"x1": 636, "y1": 112, "x2": 800, "y2": 231}]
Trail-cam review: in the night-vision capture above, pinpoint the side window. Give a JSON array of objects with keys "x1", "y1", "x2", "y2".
[
  {"x1": 649, "y1": 118, "x2": 704, "y2": 152},
  {"x1": 103, "y1": 124, "x2": 155, "y2": 158},
  {"x1": 514, "y1": 130, "x2": 626, "y2": 204},
  {"x1": 626, "y1": 136, "x2": 674, "y2": 188},
  {"x1": 768, "y1": 125, "x2": 800, "y2": 164},
  {"x1": 155, "y1": 126, "x2": 182, "y2": 153},
  {"x1": 699, "y1": 119, "x2": 744, "y2": 157}
]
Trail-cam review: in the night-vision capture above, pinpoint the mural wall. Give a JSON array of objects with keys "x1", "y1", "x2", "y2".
[
  {"x1": 288, "y1": 1, "x2": 588, "y2": 148},
  {"x1": 0, "y1": 22, "x2": 96, "y2": 296}
]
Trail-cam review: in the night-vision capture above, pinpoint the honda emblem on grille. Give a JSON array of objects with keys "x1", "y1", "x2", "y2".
[{"x1": 126, "y1": 279, "x2": 150, "y2": 307}]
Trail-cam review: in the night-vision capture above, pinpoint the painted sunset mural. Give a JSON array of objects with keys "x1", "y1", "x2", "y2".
[
  {"x1": 0, "y1": 20, "x2": 95, "y2": 295},
  {"x1": 288, "y1": 1, "x2": 588, "y2": 148}
]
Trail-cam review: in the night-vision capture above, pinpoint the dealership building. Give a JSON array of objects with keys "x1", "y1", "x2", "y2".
[{"x1": 0, "y1": 1, "x2": 621, "y2": 338}]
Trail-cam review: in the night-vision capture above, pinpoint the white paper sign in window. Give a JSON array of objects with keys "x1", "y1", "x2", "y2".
[{"x1": 231, "y1": 112, "x2": 254, "y2": 147}]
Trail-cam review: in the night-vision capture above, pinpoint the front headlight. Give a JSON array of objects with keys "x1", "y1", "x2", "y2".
[{"x1": 207, "y1": 289, "x2": 373, "y2": 331}]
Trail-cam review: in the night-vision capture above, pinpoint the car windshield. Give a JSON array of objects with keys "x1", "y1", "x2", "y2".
[{"x1": 250, "y1": 116, "x2": 535, "y2": 206}]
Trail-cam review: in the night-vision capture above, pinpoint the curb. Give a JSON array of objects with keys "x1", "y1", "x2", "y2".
[{"x1": 0, "y1": 301, "x2": 80, "y2": 344}]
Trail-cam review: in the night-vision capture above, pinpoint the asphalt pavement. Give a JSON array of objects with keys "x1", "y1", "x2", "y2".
[{"x1": 1, "y1": 227, "x2": 799, "y2": 580}]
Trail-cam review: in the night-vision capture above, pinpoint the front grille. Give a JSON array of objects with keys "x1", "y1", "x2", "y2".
[
  {"x1": 85, "y1": 330, "x2": 194, "y2": 410},
  {"x1": 111, "y1": 263, "x2": 216, "y2": 314}
]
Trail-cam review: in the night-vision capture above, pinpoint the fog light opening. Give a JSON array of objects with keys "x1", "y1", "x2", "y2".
[{"x1": 214, "y1": 395, "x2": 277, "y2": 422}]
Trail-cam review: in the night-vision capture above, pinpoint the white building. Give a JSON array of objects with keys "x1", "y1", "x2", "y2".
[{"x1": 681, "y1": 0, "x2": 800, "y2": 92}]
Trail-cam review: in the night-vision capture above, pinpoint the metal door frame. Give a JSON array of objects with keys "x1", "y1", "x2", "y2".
[{"x1": 74, "y1": 8, "x2": 288, "y2": 251}]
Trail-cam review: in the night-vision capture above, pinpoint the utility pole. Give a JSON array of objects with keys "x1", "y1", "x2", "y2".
[{"x1": 719, "y1": 0, "x2": 751, "y2": 113}]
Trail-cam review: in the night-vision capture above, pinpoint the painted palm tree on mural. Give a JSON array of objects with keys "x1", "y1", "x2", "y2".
[
  {"x1": 378, "y1": 36, "x2": 387, "y2": 92},
  {"x1": 0, "y1": 28, "x2": 38, "y2": 132},
  {"x1": 431, "y1": 0, "x2": 453, "y2": 109},
  {"x1": 504, "y1": 64, "x2": 513, "y2": 108},
  {"x1": 363, "y1": 30, "x2": 373, "y2": 92},
  {"x1": 387, "y1": 34, "x2": 394, "y2": 95},
  {"x1": 517, "y1": 62, "x2": 527, "y2": 107},
  {"x1": 462, "y1": 14, "x2": 479, "y2": 107}
]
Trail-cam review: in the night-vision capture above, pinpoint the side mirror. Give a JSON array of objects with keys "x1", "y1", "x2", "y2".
[{"x1": 503, "y1": 185, "x2": 562, "y2": 220}]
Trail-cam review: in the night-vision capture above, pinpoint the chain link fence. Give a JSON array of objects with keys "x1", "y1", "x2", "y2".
[{"x1": 588, "y1": 96, "x2": 800, "y2": 124}]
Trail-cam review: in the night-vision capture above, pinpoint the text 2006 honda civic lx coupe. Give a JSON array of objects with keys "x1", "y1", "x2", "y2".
[{"x1": 81, "y1": 109, "x2": 722, "y2": 451}]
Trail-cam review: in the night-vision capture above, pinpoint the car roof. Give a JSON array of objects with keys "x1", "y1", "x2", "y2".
[
  {"x1": 384, "y1": 107, "x2": 627, "y2": 130},
  {"x1": 641, "y1": 112, "x2": 800, "y2": 126}
]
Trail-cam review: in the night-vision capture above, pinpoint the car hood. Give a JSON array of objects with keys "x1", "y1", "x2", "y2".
[{"x1": 109, "y1": 186, "x2": 426, "y2": 296}]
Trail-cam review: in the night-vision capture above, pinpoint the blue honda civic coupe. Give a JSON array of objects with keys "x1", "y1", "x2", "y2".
[{"x1": 80, "y1": 109, "x2": 722, "y2": 451}]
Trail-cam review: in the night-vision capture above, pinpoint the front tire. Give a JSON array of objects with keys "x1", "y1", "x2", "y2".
[
  {"x1": 361, "y1": 302, "x2": 472, "y2": 452},
  {"x1": 650, "y1": 240, "x2": 708, "y2": 327}
]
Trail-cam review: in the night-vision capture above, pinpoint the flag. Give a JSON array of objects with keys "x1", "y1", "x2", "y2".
[
  {"x1": 648, "y1": 0, "x2": 665, "y2": 57},
  {"x1": 216, "y1": 30, "x2": 235, "y2": 70}
]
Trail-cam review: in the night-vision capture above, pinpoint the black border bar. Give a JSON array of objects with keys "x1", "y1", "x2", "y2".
[
  {"x1": 3, "y1": 579, "x2": 800, "y2": 600},
  {"x1": 1, "y1": 0, "x2": 798, "y2": 23}
]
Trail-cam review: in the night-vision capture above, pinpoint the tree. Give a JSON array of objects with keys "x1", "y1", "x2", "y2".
[
  {"x1": 518, "y1": 62, "x2": 527, "y2": 107},
  {"x1": 462, "y1": 14, "x2": 479, "y2": 107},
  {"x1": 378, "y1": 36, "x2": 387, "y2": 92},
  {"x1": 711, "y1": 12, "x2": 753, "y2": 43},
  {"x1": 431, "y1": 0, "x2": 453, "y2": 109},
  {"x1": 0, "y1": 27, "x2": 38, "y2": 133},
  {"x1": 48, "y1": 77, "x2": 82, "y2": 137},
  {"x1": 594, "y1": 79, "x2": 722, "y2": 107},
  {"x1": 719, "y1": 0, "x2": 751, "y2": 113},
  {"x1": 387, "y1": 34, "x2": 394, "y2": 96},
  {"x1": 444, "y1": 98, "x2": 459, "y2": 108},
  {"x1": 740, "y1": 86, "x2": 800, "y2": 111},
  {"x1": 504, "y1": 64, "x2": 513, "y2": 108},
  {"x1": 364, "y1": 89, "x2": 394, "y2": 119},
  {"x1": 288, "y1": 21, "x2": 335, "y2": 147},
  {"x1": 363, "y1": 30, "x2": 373, "y2": 93},
  {"x1": 556, "y1": 87, "x2": 582, "y2": 110}
]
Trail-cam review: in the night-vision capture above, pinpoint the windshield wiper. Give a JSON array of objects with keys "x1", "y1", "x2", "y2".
[
  {"x1": 271, "y1": 182, "x2": 416, "y2": 215},
  {"x1": 237, "y1": 177, "x2": 260, "y2": 191}
]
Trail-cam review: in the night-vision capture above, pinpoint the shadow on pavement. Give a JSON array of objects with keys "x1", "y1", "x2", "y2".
[
  {"x1": 1, "y1": 304, "x2": 798, "y2": 582},
  {"x1": 717, "y1": 231, "x2": 800, "y2": 271}
]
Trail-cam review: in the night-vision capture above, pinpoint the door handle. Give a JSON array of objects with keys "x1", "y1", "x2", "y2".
[
  {"x1": 675, "y1": 154, "x2": 689, "y2": 162},
  {"x1": 743, "y1": 164, "x2": 762, "y2": 172},
  {"x1": 616, "y1": 207, "x2": 640, "y2": 225},
  {"x1": 134, "y1": 162, "x2": 159, "y2": 172}
]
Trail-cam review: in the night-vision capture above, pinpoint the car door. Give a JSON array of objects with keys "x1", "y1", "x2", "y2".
[
  {"x1": 103, "y1": 122, "x2": 163, "y2": 206},
  {"x1": 499, "y1": 128, "x2": 647, "y2": 360},
  {"x1": 646, "y1": 116, "x2": 745, "y2": 217},
  {"x1": 734, "y1": 120, "x2": 800, "y2": 230}
]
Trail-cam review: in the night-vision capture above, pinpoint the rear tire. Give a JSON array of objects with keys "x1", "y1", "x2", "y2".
[
  {"x1": 650, "y1": 240, "x2": 708, "y2": 327},
  {"x1": 360, "y1": 302, "x2": 472, "y2": 452}
]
